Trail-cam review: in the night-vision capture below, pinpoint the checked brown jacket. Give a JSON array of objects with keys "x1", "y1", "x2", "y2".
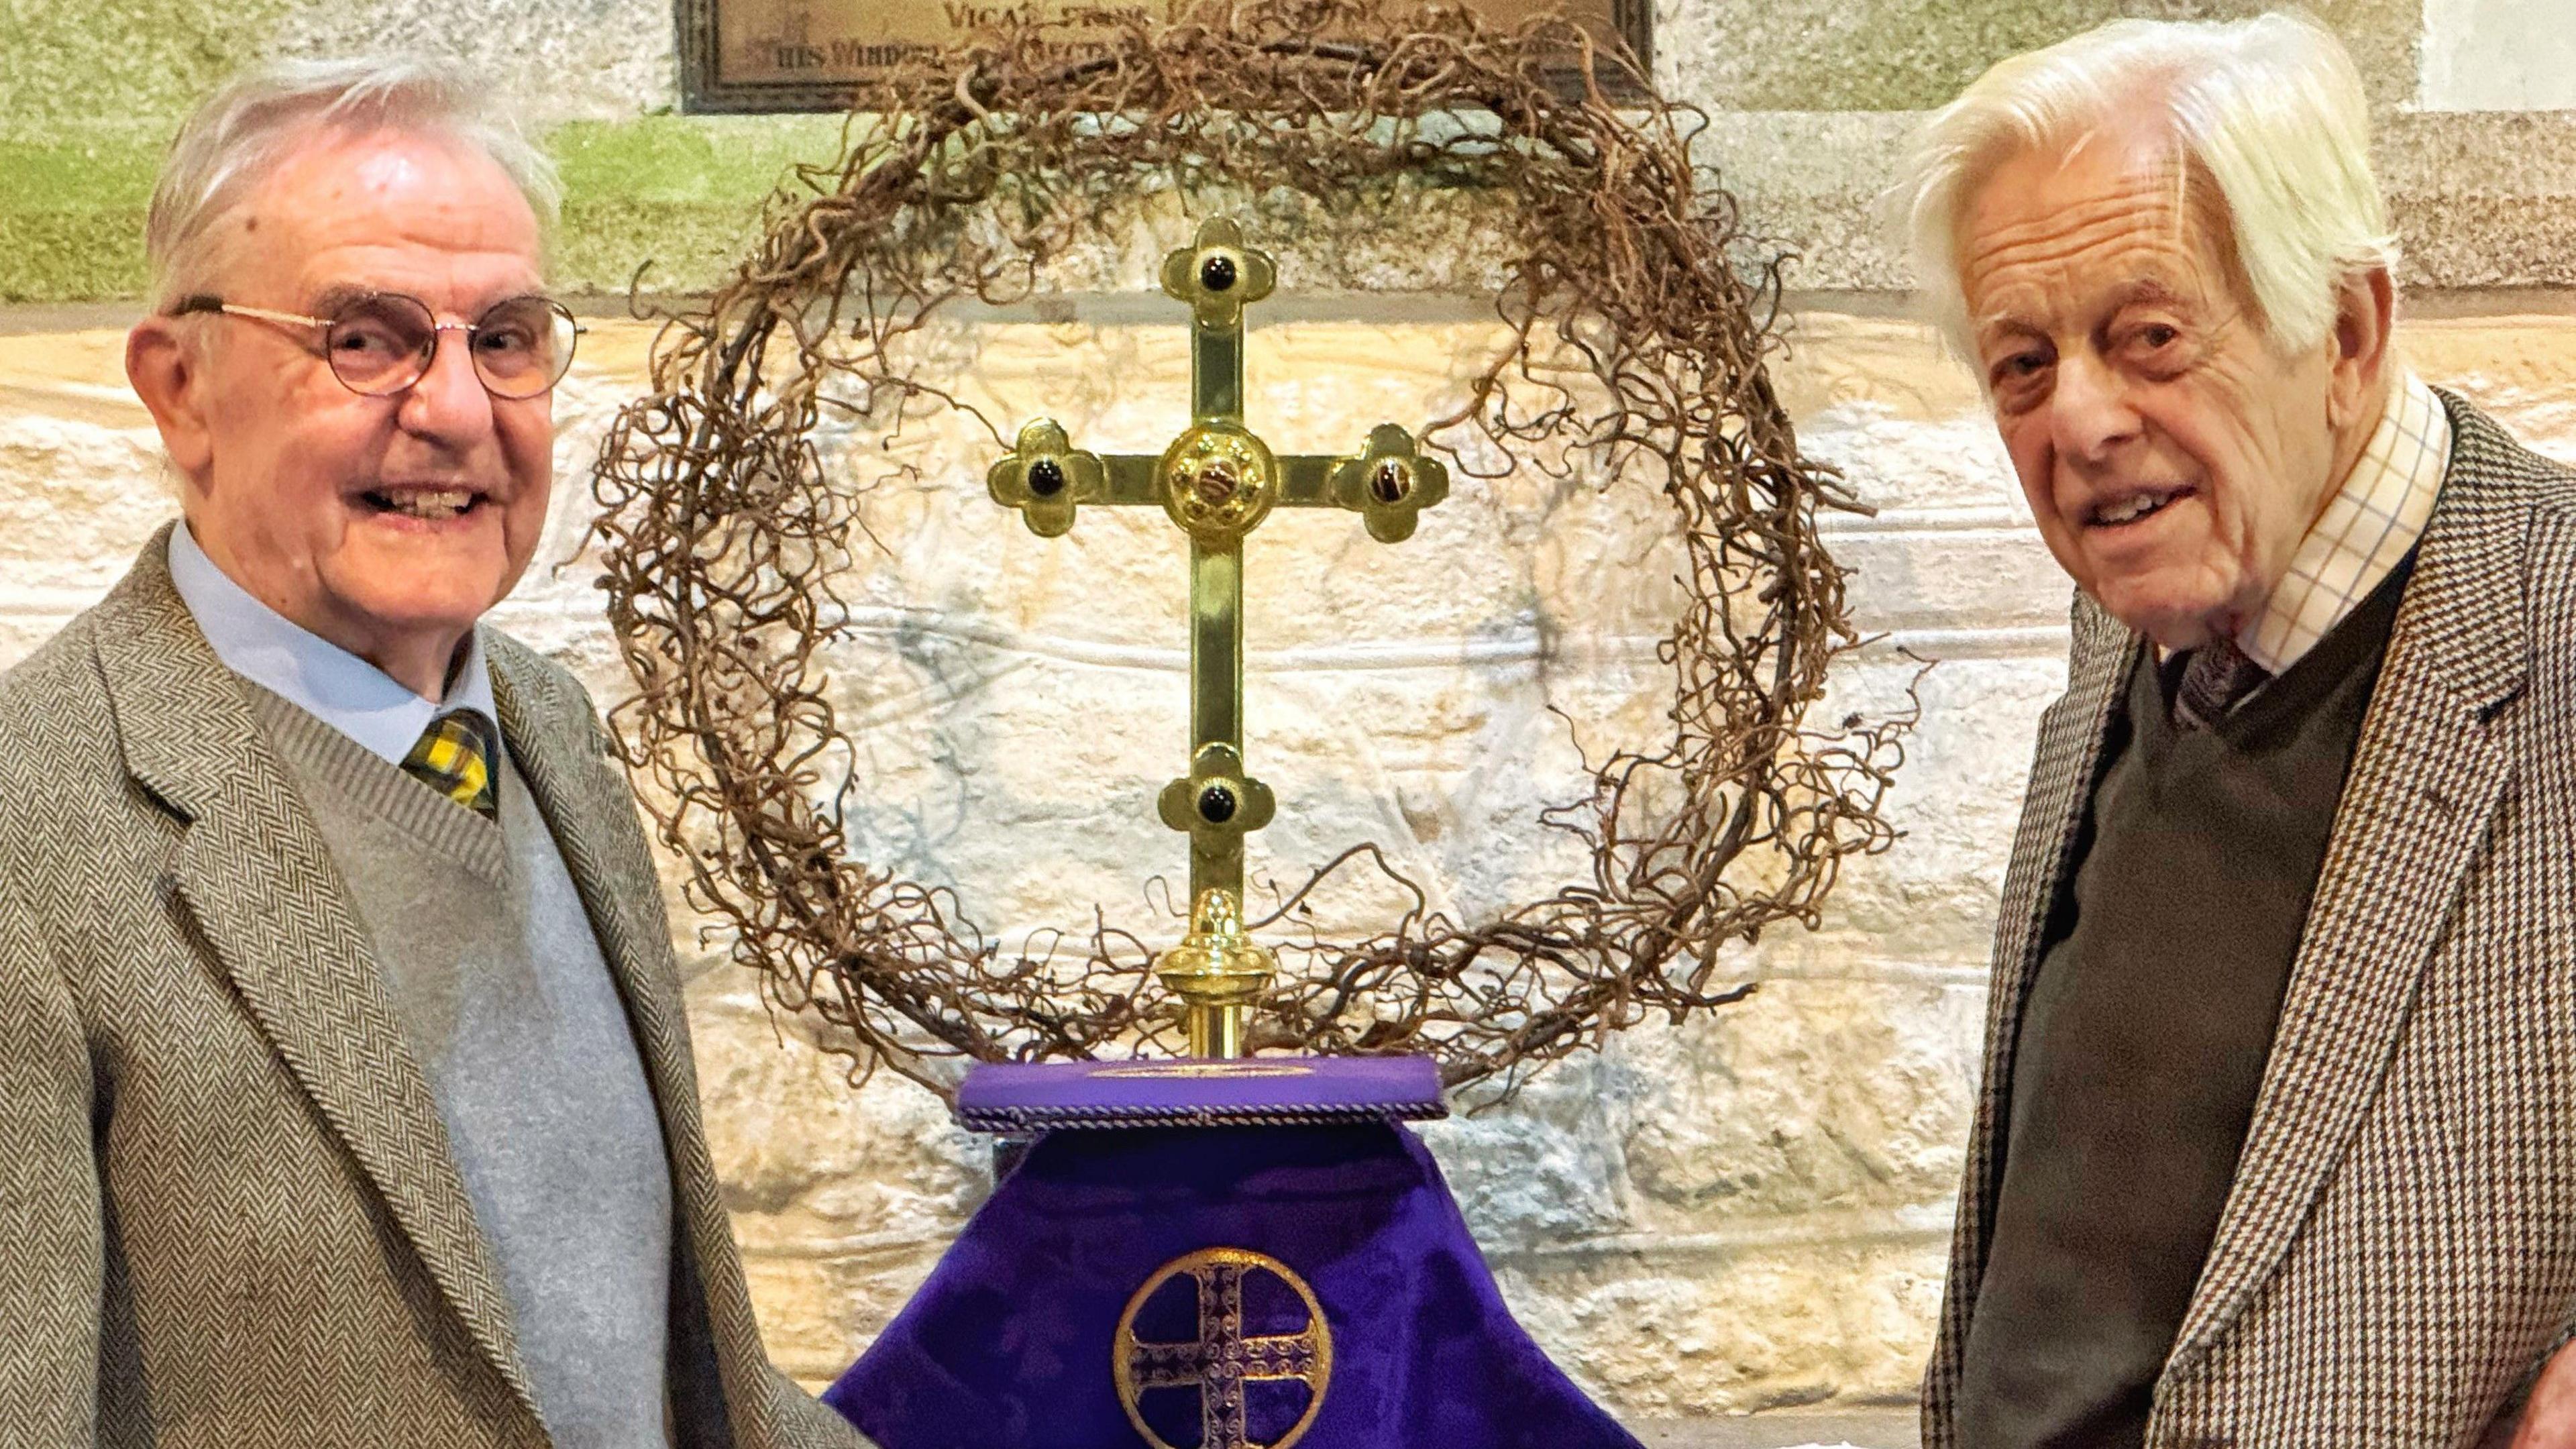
[
  {"x1": 1923, "y1": 394, "x2": 2576, "y2": 1448},
  {"x1": 0, "y1": 529, "x2": 871, "y2": 1449}
]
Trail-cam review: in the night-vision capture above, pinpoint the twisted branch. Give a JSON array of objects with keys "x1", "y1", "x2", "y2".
[{"x1": 590, "y1": 0, "x2": 1913, "y2": 1106}]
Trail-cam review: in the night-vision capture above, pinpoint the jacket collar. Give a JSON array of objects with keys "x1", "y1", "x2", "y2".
[{"x1": 479, "y1": 634, "x2": 780, "y2": 1444}]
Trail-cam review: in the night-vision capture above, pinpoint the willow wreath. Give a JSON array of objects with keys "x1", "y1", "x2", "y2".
[{"x1": 589, "y1": 0, "x2": 1913, "y2": 1106}]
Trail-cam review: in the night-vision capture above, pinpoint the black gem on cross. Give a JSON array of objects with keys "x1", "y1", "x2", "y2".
[
  {"x1": 1198, "y1": 784, "x2": 1238, "y2": 823},
  {"x1": 1200, "y1": 253, "x2": 1238, "y2": 292},
  {"x1": 1369, "y1": 460, "x2": 1410, "y2": 503},
  {"x1": 1028, "y1": 457, "x2": 1067, "y2": 497}
]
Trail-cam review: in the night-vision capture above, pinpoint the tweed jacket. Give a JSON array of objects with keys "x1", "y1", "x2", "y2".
[
  {"x1": 0, "y1": 530, "x2": 869, "y2": 1449},
  {"x1": 1921, "y1": 393, "x2": 2576, "y2": 1447}
]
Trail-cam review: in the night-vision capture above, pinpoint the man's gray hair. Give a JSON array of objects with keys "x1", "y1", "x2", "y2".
[
  {"x1": 144, "y1": 55, "x2": 561, "y2": 313},
  {"x1": 1884, "y1": 12, "x2": 2398, "y2": 362}
]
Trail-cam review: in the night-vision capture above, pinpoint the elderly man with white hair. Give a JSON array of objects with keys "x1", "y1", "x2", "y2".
[
  {"x1": 1888, "y1": 13, "x2": 2576, "y2": 1449},
  {"x1": 0, "y1": 58, "x2": 869, "y2": 1448}
]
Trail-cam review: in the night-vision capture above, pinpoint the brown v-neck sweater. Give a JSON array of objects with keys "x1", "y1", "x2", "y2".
[{"x1": 1955, "y1": 553, "x2": 2414, "y2": 1447}]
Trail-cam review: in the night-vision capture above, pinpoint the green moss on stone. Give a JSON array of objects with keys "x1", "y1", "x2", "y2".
[
  {"x1": 0, "y1": 140, "x2": 162, "y2": 302},
  {"x1": 0, "y1": 211, "x2": 153, "y2": 303},
  {"x1": 1666, "y1": 0, "x2": 2421, "y2": 111},
  {"x1": 0, "y1": 0, "x2": 309, "y2": 143},
  {"x1": 545, "y1": 115, "x2": 851, "y2": 294},
  {"x1": 0, "y1": 116, "x2": 852, "y2": 303},
  {"x1": 0, "y1": 0, "x2": 2434, "y2": 300}
]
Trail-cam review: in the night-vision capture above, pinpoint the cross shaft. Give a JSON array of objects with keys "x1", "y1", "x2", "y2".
[{"x1": 986, "y1": 217, "x2": 1447, "y2": 1055}]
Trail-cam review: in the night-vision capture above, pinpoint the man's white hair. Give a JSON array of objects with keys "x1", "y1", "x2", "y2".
[
  {"x1": 144, "y1": 55, "x2": 560, "y2": 313},
  {"x1": 1885, "y1": 11, "x2": 2396, "y2": 362}
]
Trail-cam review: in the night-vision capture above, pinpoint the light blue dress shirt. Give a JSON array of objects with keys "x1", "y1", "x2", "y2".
[{"x1": 166, "y1": 521, "x2": 502, "y2": 767}]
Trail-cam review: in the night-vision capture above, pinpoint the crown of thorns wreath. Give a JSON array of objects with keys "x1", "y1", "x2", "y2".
[{"x1": 590, "y1": 0, "x2": 1913, "y2": 1107}]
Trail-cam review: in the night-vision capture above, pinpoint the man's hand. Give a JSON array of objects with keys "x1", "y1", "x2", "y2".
[{"x1": 2507, "y1": 1338, "x2": 2576, "y2": 1448}]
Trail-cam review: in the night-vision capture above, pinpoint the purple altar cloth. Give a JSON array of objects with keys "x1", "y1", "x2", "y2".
[
  {"x1": 822, "y1": 1122, "x2": 1642, "y2": 1449},
  {"x1": 953, "y1": 1054, "x2": 1446, "y2": 1132}
]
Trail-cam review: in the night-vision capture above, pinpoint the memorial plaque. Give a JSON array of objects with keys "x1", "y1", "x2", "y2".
[{"x1": 678, "y1": 0, "x2": 1651, "y2": 111}]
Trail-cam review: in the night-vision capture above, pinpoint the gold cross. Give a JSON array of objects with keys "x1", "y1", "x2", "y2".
[
  {"x1": 987, "y1": 218, "x2": 1447, "y2": 1055},
  {"x1": 1113, "y1": 1247, "x2": 1334, "y2": 1449}
]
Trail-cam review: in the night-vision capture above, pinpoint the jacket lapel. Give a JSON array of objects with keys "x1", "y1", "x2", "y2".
[
  {"x1": 91, "y1": 535, "x2": 542, "y2": 1424},
  {"x1": 486, "y1": 641, "x2": 773, "y2": 1445},
  {"x1": 1984, "y1": 595, "x2": 2140, "y2": 1087},
  {"x1": 1929, "y1": 594, "x2": 2137, "y2": 1409},
  {"x1": 1972, "y1": 598, "x2": 2138, "y2": 1229},
  {"x1": 486, "y1": 655, "x2": 690, "y2": 1062},
  {"x1": 484, "y1": 645, "x2": 697, "y2": 1144},
  {"x1": 2165, "y1": 393, "x2": 2531, "y2": 1373}
]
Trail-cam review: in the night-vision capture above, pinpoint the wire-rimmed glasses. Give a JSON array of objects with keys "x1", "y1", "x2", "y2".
[{"x1": 173, "y1": 291, "x2": 584, "y2": 400}]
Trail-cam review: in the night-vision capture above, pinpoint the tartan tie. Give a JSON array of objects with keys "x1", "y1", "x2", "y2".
[
  {"x1": 2173, "y1": 637, "x2": 2271, "y2": 731},
  {"x1": 402, "y1": 709, "x2": 500, "y2": 820}
]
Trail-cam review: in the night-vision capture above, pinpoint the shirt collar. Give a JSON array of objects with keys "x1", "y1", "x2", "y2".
[
  {"x1": 166, "y1": 521, "x2": 500, "y2": 769},
  {"x1": 2235, "y1": 368, "x2": 2451, "y2": 675}
]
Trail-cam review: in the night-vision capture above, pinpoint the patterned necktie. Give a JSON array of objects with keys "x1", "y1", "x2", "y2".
[
  {"x1": 2173, "y1": 637, "x2": 2272, "y2": 731},
  {"x1": 402, "y1": 709, "x2": 501, "y2": 820}
]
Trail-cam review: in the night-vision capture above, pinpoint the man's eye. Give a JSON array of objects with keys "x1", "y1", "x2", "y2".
[
  {"x1": 2137, "y1": 324, "x2": 2181, "y2": 350},
  {"x1": 1993, "y1": 352, "x2": 2049, "y2": 384}
]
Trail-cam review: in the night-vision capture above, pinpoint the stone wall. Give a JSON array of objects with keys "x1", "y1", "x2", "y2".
[
  {"x1": 2420, "y1": 0, "x2": 2576, "y2": 110},
  {"x1": 10, "y1": 0, "x2": 2576, "y2": 302},
  {"x1": 5, "y1": 0, "x2": 2575, "y2": 1430},
  {"x1": 7, "y1": 302, "x2": 2573, "y2": 1416}
]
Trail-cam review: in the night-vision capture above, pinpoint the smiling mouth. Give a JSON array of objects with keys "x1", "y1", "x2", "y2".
[
  {"x1": 361, "y1": 487, "x2": 484, "y2": 522},
  {"x1": 2088, "y1": 487, "x2": 2192, "y2": 528}
]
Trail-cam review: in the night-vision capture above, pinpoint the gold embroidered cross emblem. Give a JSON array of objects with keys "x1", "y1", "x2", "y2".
[{"x1": 1113, "y1": 1247, "x2": 1333, "y2": 1449}]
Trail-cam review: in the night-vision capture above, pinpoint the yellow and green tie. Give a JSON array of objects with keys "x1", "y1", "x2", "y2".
[{"x1": 402, "y1": 709, "x2": 500, "y2": 820}]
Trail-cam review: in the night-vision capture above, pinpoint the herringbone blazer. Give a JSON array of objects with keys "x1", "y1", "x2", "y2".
[
  {"x1": 0, "y1": 529, "x2": 870, "y2": 1449},
  {"x1": 1921, "y1": 393, "x2": 2576, "y2": 1447}
]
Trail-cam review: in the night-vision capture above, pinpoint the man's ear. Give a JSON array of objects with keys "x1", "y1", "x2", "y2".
[
  {"x1": 125, "y1": 317, "x2": 215, "y2": 484},
  {"x1": 2326, "y1": 265, "x2": 2396, "y2": 433}
]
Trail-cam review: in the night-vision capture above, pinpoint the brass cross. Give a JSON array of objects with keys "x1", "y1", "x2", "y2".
[
  {"x1": 1113, "y1": 1248, "x2": 1333, "y2": 1449},
  {"x1": 987, "y1": 218, "x2": 1447, "y2": 1055}
]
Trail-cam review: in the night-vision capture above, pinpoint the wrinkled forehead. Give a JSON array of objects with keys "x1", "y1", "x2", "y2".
[
  {"x1": 203, "y1": 124, "x2": 545, "y2": 311},
  {"x1": 1955, "y1": 119, "x2": 2241, "y2": 327}
]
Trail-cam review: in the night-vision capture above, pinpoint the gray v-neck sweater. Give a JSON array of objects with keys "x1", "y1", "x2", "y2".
[{"x1": 248, "y1": 688, "x2": 675, "y2": 1448}]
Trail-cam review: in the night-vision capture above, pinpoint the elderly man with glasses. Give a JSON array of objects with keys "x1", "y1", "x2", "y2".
[
  {"x1": 0, "y1": 58, "x2": 870, "y2": 1448},
  {"x1": 1889, "y1": 14, "x2": 2576, "y2": 1449}
]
